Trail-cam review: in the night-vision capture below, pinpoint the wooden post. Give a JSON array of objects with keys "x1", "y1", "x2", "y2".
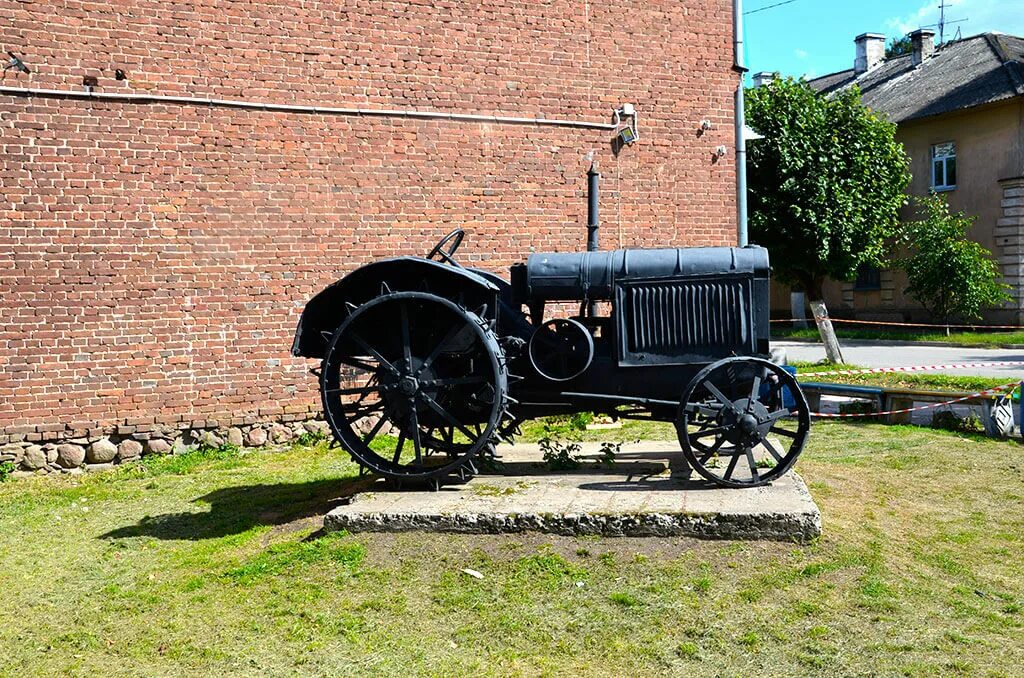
[{"x1": 809, "y1": 299, "x2": 845, "y2": 364}]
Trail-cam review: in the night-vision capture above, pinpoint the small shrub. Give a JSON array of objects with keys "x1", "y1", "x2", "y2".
[
  {"x1": 899, "y1": 194, "x2": 1011, "y2": 323},
  {"x1": 294, "y1": 430, "x2": 328, "y2": 447},
  {"x1": 596, "y1": 441, "x2": 620, "y2": 469},
  {"x1": 539, "y1": 436, "x2": 581, "y2": 471},
  {"x1": 931, "y1": 410, "x2": 984, "y2": 434},
  {"x1": 0, "y1": 461, "x2": 15, "y2": 482},
  {"x1": 930, "y1": 410, "x2": 959, "y2": 432}
]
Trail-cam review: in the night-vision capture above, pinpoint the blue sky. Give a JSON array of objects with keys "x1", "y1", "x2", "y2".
[{"x1": 745, "y1": 0, "x2": 1024, "y2": 81}]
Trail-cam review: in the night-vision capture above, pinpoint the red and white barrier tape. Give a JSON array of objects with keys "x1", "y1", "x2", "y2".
[
  {"x1": 771, "y1": 317, "x2": 1024, "y2": 330},
  {"x1": 797, "y1": 361, "x2": 1024, "y2": 378},
  {"x1": 808, "y1": 382, "x2": 1020, "y2": 419}
]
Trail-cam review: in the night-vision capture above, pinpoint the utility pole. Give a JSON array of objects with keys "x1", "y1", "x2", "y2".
[
  {"x1": 925, "y1": 1, "x2": 967, "y2": 46},
  {"x1": 938, "y1": 0, "x2": 948, "y2": 44}
]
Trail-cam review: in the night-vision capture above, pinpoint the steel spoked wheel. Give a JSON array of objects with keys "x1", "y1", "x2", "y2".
[
  {"x1": 320, "y1": 291, "x2": 508, "y2": 486},
  {"x1": 676, "y1": 357, "x2": 810, "y2": 488}
]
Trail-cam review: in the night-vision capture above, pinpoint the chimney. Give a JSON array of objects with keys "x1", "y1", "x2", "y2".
[
  {"x1": 854, "y1": 33, "x2": 886, "y2": 74},
  {"x1": 752, "y1": 71, "x2": 776, "y2": 88},
  {"x1": 910, "y1": 28, "x2": 936, "y2": 66}
]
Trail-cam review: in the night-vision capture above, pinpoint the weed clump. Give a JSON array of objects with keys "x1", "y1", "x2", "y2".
[
  {"x1": 539, "y1": 437, "x2": 582, "y2": 471},
  {"x1": 294, "y1": 430, "x2": 328, "y2": 447},
  {"x1": 931, "y1": 410, "x2": 984, "y2": 434},
  {"x1": 138, "y1": 442, "x2": 241, "y2": 477},
  {"x1": 596, "y1": 441, "x2": 620, "y2": 469}
]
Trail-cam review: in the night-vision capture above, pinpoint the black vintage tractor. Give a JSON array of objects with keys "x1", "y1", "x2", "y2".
[{"x1": 292, "y1": 229, "x2": 810, "y2": 489}]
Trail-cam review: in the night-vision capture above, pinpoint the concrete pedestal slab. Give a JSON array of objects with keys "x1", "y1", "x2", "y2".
[{"x1": 323, "y1": 441, "x2": 821, "y2": 542}]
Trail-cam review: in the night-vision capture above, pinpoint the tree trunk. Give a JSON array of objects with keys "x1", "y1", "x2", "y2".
[
  {"x1": 805, "y1": 279, "x2": 845, "y2": 364},
  {"x1": 810, "y1": 299, "x2": 845, "y2": 363}
]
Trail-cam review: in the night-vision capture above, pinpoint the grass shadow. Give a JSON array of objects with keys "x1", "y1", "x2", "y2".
[{"x1": 102, "y1": 476, "x2": 371, "y2": 541}]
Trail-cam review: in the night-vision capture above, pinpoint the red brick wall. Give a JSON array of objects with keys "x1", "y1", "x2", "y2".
[{"x1": 0, "y1": 0, "x2": 738, "y2": 441}]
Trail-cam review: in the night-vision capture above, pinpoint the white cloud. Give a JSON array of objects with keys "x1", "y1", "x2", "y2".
[
  {"x1": 886, "y1": 0, "x2": 1024, "y2": 39},
  {"x1": 795, "y1": 48, "x2": 809, "y2": 59}
]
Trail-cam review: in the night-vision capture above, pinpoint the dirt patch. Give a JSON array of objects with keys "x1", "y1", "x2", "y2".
[
  {"x1": 357, "y1": 530, "x2": 793, "y2": 568},
  {"x1": 260, "y1": 515, "x2": 327, "y2": 546}
]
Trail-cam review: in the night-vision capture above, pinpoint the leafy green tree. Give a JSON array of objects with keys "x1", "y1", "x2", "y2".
[
  {"x1": 886, "y1": 35, "x2": 913, "y2": 58},
  {"x1": 899, "y1": 195, "x2": 1010, "y2": 324},
  {"x1": 745, "y1": 77, "x2": 910, "y2": 362}
]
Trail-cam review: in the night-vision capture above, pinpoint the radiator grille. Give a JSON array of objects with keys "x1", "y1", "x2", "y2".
[{"x1": 619, "y1": 277, "x2": 751, "y2": 363}]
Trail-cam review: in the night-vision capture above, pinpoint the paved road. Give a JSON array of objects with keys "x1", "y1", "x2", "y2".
[{"x1": 774, "y1": 339, "x2": 1024, "y2": 379}]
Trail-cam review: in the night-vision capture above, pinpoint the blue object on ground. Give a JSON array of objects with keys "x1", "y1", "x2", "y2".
[{"x1": 781, "y1": 365, "x2": 797, "y2": 410}]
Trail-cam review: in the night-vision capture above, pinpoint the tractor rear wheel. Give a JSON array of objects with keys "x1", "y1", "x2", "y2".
[{"x1": 320, "y1": 291, "x2": 509, "y2": 487}]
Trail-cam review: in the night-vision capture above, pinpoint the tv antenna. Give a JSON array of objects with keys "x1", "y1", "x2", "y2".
[{"x1": 924, "y1": 1, "x2": 968, "y2": 45}]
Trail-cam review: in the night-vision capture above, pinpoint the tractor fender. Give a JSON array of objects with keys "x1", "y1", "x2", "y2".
[{"x1": 291, "y1": 257, "x2": 500, "y2": 358}]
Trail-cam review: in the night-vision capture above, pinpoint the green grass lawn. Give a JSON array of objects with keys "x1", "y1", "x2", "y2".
[
  {"x1": 774, "y1": 326, "x2": 1024, "y2": 348},
  {"x1": 1, "y1": 425, "x2": 1022, "y2": 677}
]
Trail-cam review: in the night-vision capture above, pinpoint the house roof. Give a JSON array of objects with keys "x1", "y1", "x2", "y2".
[{"x1": 807, "y1": 33, "x2": 1024, "y2": 123}]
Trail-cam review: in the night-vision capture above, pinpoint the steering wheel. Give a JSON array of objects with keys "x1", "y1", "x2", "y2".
[{"x1": 426, "y1": 228, "x2": 465, "y2": 266}]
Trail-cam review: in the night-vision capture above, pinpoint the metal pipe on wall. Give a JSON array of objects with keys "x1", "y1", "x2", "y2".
[
  {"x1": 734, "y1": 0, "x2": 750, "y2": 247},
  {"x1": 0, "y1": 86, "x2": 618, "y2": 131}
]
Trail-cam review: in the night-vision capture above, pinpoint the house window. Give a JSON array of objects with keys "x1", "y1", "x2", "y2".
[
  {"x1": 854, "y1": 263, "x2": 881, "y2": 291},
  {"x1": 931, "y1": 142, "x2": 957, "y2": 191}
]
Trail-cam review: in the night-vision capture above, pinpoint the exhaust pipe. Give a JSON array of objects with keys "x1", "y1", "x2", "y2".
[{"x1": 587, "y1": 160, "x2": 600, "y2": 253}]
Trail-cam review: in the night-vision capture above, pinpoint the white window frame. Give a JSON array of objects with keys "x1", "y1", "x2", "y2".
[{"x1": 931, "y1": 141, "x2": 957, "y2": 191}]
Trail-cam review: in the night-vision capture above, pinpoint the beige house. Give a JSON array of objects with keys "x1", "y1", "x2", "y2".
[{"x1": 764, "y1": 30, "x2": 1024, "y2": 324}]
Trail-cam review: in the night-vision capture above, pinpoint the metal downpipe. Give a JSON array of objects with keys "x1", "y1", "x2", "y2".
[{"x1": 734, "y1": 0, "x2": 749, "y2": 247}]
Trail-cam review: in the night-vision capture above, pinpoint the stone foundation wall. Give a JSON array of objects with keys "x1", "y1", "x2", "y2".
[{"x1": 0, "y1": 415, "x2": 330, "y2": 477}]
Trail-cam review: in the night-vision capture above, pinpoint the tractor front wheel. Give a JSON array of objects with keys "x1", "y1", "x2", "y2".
[{"x1": 675, "y1": 357, "x2": 810, "y2": 488}]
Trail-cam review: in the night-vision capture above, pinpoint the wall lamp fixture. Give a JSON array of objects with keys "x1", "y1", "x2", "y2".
[{"x1": 612, "y1": 104, "x2": 638, "y2": 145}]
